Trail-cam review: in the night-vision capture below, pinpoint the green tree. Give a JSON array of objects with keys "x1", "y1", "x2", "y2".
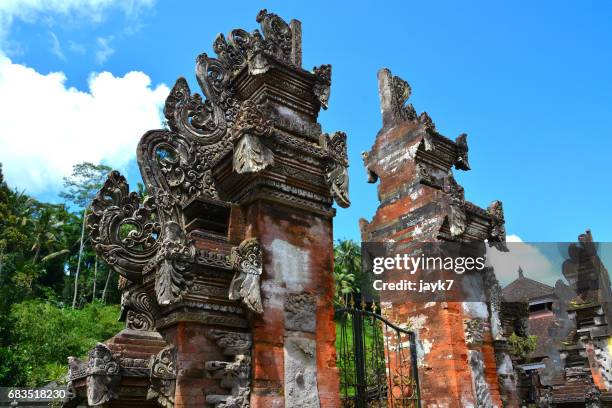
[
  {"x1": 8, "y1": 300, "x2": 123, "y2": 386},
  {"x1": 60, "y1": 162, "x2": 112, "y2": 309},
  {"x1": 333, "y1": 239, "x2": 362, "y2": 306}
]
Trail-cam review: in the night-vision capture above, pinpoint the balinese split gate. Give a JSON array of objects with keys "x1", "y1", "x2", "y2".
[{"x1": 64, "y1": 9, "x2": 514, "y2": 408}]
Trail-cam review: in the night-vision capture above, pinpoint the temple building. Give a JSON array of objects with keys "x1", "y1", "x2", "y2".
[{"x1": 501, "y1": 231, "x2": 612, "y2": 407}]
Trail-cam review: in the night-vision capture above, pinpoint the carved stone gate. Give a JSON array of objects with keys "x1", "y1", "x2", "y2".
[{"x1": 66, "y1": 9, "x2": 349, "y2": 408}]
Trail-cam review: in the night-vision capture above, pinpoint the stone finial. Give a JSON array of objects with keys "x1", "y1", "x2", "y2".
[
  {"x1": 518, "y1": 266, "x2": 524, "y2": 279},
  {"x1": 377, "y1": 68, "x2": 416, "y2": 128}
]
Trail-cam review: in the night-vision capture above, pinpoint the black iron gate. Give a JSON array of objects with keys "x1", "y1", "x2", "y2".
[{"x1": 336, "y1": 305, "x2": 420, "y2": 408}]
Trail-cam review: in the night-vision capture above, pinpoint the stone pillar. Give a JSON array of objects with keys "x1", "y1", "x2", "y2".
[
  {"x1": 212, "y1": 42, "x2": 348, "y2": 407},
  {"x1": 207, "y1": 11, "x2": 348, "y2": 408},
  {"x1": 77, "y1": 10, "x2": 347, "y2": 408},
  {"x1": 361, "y1": 68, "x2": 511, "y2": 407}
]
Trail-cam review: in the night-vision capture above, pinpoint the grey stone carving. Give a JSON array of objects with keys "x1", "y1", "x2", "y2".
[
  {"x1": 487, "y1": 200, "x2": 508, "y2": 251},
  {"x1": 464, "y1": 318, "x2": 485, "y2": 346},
  {"x1": 120, "y1": 286, "x2": 156, "y2": 331},
  {"x1": 86, "y1": 343, "x2": 121, "y2": 406},
  {"x1": 454, "y1": 133, "x2": 470, "y2": 171},
  {"x1": 205, "y1": 330, "x2": 253, "y2": 408},
  {"x1": 147, "y1": 346, "x2": 177, "y2": 408},
  {"x1": 231, "y1": 100, "x2": 274, "y2": 174},
  {"x1": 87, "y1": 171, "x2": 160, "y2": 282},
  {"x1": 284, "y1": 336, "x2": 320, "y2": 408},
  {"x1": 468, "y1": 350, "x2": 495, "y2": 408},
  {"x1": 313, "y1": 64, "x2": 331, "y2": 110},
  {"x1": 229, "y1": 238, "x2": 264, "y2": 314},
  {"x1": 144, "y1": 221, "x2": 193, "y2": 305},
  {"x1": 285, "y1": 293, "x2": 316, "y2": 332},
  {"x1": 444, "y1": 176, "x2": 467, "y2": 237},
  {"x1": 323, "y1": 131, "x2": 350, "y2": 208}
]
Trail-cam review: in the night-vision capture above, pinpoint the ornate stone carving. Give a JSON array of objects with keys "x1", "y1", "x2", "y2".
[
  {"x1": 86, "y1": 343, "x2": 121, "y2": 406},
  {"x1": 231, "y1": 100, "x2": 274, "y2": 174},
  {"x1": 487, "y1": 200, "x2": 508, "y2": 251},
  {"x1": 285, "y1": 293, "x2": 317, "y2": 332},
  {"x1": 464, "y1": 318, "x2": 485, "y2": 346},
  {"x1": 444, "y1": 176, "x2": 467, "y2": 237},
  {"x1": 391, "y1": 74, "x2": 417, "y2": 123},
  {"x1": 120, "y1": 286, "x2": 156, "y2": 331},
  {"x1": 454, "y1": 133, "x2": 470, "y2": 171},
  {"x1": 229, "y1": 238, "x2": 263, "y2": 314},
  {"x1": 87, "y1": 171, "x2": 160, "y2": 282},
  {"x1": 323, "y1": 131, "x2": 350, "y2": 208},
  {"x1": 205, "y1": 330, "x2": 253, "y2": 408},
  {"x1": 418, "y1": 111, "x2": 436, "y2": 133},
  {"x1": 147, "y1": 346, "x2": 177, "y2": 408},
  {"x1": 256, "y1": 9, "x2": 293, "y2": 65},
  {"x1": 208, "y1": 329, "x2": 253, "y2": 356},
  {"x1": 313, "y1": 64, "x2": 331, "y2": 110}
]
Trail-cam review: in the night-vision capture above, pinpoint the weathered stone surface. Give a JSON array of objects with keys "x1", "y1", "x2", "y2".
[
  {"x1": 362, "y1": 67, "x2": 508, "y2": 408},
  {"x1": 285, "y1": 292, "x2": 316, "y2": 332},
  {"x1": 284, "y1": 335, "x2": 320, "y2": 408}
]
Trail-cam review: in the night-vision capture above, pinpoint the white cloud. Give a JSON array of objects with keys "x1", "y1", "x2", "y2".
[
  {"x1": 487, "y1": 234, "x2": 561, "y2": 287},
  {"x1": 0, "y1": 53, "x2": 169, "y2": 195},
  {"x1": 49, "y1": 31, "x2": 65, "y2": 60},
  {"x1": 0, "y1": 0, "x2": 155, "y2": 41},
  {"x1": 95, "y1": 36, "x2": 114, "y2": 64}
]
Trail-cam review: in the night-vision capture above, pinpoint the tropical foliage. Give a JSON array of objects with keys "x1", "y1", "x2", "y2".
[
  {"x1": 333, "y1": 239, "x2": 362, "y2": 305},
  {"x1": 0, "y1": 162, "x2": 123, "y2": 386}
]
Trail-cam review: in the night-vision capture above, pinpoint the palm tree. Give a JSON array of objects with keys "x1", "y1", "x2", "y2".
[{"x1": 333, "y1": 239, "x2": 362, "y2": 306}]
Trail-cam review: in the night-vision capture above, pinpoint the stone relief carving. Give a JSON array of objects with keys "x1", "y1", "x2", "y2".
[
  {"x1": 205, "y1": 330, "x2": 253, "y2": 408},
  {"x1": 390, "y1": 73, "x2": 417, "y2": 123},
  {"x1": 147, "y1": 346, "x2": 177, "y2": 408},
  {"x1": 444, "y1": 176, "x2": 467, "y2": 237},
  {"x1": 88, "y1": 9, "x2": 303, "y2": 288},
  {"x1": 120, "y1": 286, "x2": 156, "y2": 331},
  {"x1": 323, "y1": 131, "x2": 350, "y2": 208},
  {"x1": 87, "y1": 171, "x2": 160, "y2": 282},
  {"x1": 86, "y1": 343, "x2": 121, "y2": 406},
  {"x1": 231, "y1": 100, "x2": 274, "y2": 174},
  {"x1": 464, "y1": 318, "x2": 485, "y2": 346},
  {"x1": 229, "y1": 238, "x2": 264, "y2": 314},
  {"x1": 285, "y1": 293, "x2": 317, "y2": 332},
  {"x1": 143, "y1": 221, "x2": 193, "y2": 305},
  {"x1": 454, "y1": 133, "x2": 470, "y2": 171},
  {"x1": 487, "y1": 200, "x2": 508, "y2": 251},
  {"x1": 313, "y1": 64, "x2": 331, "y2": 110}
]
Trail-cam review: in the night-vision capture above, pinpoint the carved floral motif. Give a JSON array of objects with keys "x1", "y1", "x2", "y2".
[
  {"x1": 147, "y1": 346, "x2": 177, "y2": 408},
  {"x1": 120, "y1": 286, "x2": 156, "y2": 331},
  {"x1": 313, "y1": 64, "x2": 331, "y2": 110},
  {"x1": 205, "y1": 330, "x2": 253, "y2": 408},
  {"x1": 229, "y1": 238, "x2": 263, "y2": 314},
  {"x1": 323, "y1": 131, "x2": 350, "y2": 208},
  {"x1": 87, "y1": 171, "x2": 160, "y2": 282},
  {"x1": 487, "y1": 200, "x2": 508, "y2": 251},
  {"x1": 86, "y1": 343, "x2": 121, "y2": 406}
]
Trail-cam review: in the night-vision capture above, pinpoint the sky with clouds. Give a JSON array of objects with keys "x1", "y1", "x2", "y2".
[{"x1": 0, "y1": 0, "x2": 611, "y2": 247}]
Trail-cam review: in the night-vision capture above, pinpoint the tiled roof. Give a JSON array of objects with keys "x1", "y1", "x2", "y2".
[{"x1": 502, "y1": 276, "x2": 554, "y2": 303}]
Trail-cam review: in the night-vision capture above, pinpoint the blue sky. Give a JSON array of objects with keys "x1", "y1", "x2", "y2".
[{"x1": 0, "y1": 0, "x2": 611, "y2": 243}]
